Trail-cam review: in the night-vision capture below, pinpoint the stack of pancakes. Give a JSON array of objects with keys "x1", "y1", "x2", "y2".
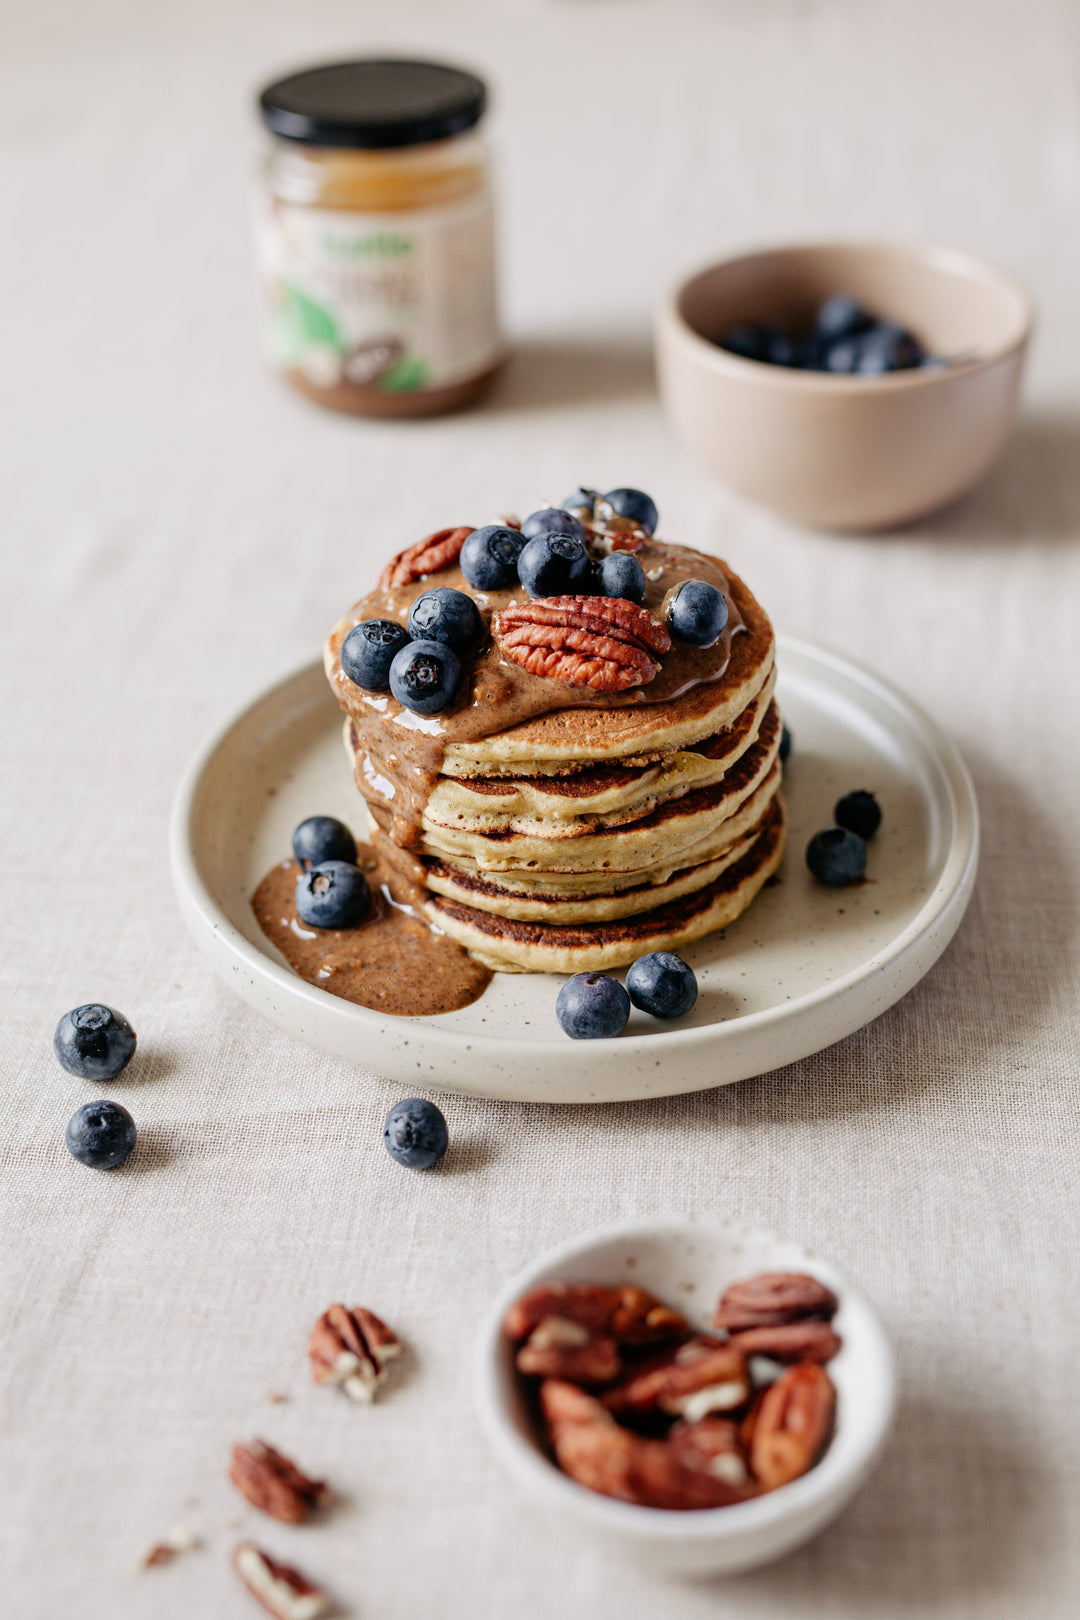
[{"x1": 327, "y1": 548, "x2": 785, "y2": 974}]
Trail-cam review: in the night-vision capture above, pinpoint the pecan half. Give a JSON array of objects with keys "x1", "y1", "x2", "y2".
[
  {"x1": 139, "y1": 1526, "x2": 201, "y2": 1568},
  {"x1": 726, "y1": 1319, "x2": 842, "y2": 1364},
  {"x1": 713, "y1": 1272, "x2": 838, "y2": 1332},
  {"x1": 229, "y1": 1441, "x2": 330, "y2": 1523},
  {"x1": 379, "y1": 526, "x2": 473, "y2": 590},
  {"x1": 602, "y1": 1336, "x2": 750, "y2": 1423},
  {"x1": 669, "y1": 1417, "x2": 754, "y2": 1493},
  {"x1": 232, "y1": 1544, "x2": 331, "y2": 1620},
  {"x1": 516, "y1": 1316, "x2": 621, "y2": 1384},
  {"x1": 492, "y1": 596, "x2": 671, "y2": 692},
  {"x1": 749, "y1": 1362, "x2": 836, "y2": 1491},
  {"x1": 504, "y1": 1282, "x2": 686, "y2": 1348},
  {"x1": 541, "y1": 1380, "x2": 745, "y2": 1510},
  {"x1": 308, "y1": 1304, "x2": 401, "y2": 1403}
]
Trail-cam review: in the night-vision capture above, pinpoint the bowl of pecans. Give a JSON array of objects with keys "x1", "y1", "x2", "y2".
[{"x1": 473, "y1": 1217, "x2": 894, "y2": 1576}]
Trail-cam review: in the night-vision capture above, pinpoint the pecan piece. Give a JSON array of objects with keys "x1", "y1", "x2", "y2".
[
  {"x1": 541, "y1": 1380, "x2": 745, "y2": 1510},
  {"x1": 308, "y1": 1303, "x2": 401, "y2": 1403},
  {"x1": 727, "y1": 1319, "x2": 842, "y2": 1364},
  {"x1": 516, "y1": 1316, "x2": 621, "y2": 1384},
  {"x1": 749, "y1": 1362, "x2": 836, "y2": 1491},
  {"x1": 492, "y1": 596, "x2": 671, "y2": 692},
  {"x1": 609, "y1": 1285, "x2": 688, "y2": 1346},
  {"x1": 602, "y1": 1336, "x2": 750, "y2": 1423},
  {"x1": 379, "y1": 526, "x2": 473, "y2": 590},
  {"x1": 669, "y1": 1417, "x2": 754, "y2": 1493},
  {"x1": 232, "y1": 1544, "x2": 331, "y2": 1620},
  {"x1": 229, "y1": 1441, "x2": 330, "y2": 1523},
  {"x1": 713, "y1": 1272, "x2": 838, "y2": 1332},
  {"x1": 504, "y1": 1282, "x2": 686, "y2": 1348}
]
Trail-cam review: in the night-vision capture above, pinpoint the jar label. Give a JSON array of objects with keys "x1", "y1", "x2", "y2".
[{"x1": 255, "y1": 191, "x2": 501, "y2": 394}]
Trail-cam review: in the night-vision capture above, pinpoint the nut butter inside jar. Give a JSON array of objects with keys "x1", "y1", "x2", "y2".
[{"x1": 256, "y1": 59, "x2": 502, "y2": 417}]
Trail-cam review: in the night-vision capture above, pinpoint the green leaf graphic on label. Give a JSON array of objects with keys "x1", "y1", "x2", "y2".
[
  {"x1": 378, "y1": 355, "x2": 430, "y2": 393},
  {"x1": 284, "y1": 285, "x2": 343, "y2": 350}
]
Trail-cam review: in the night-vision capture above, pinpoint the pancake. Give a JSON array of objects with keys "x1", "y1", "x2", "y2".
[{"x1": 426, "y1": 798, "x2": 787, "y2": 973}]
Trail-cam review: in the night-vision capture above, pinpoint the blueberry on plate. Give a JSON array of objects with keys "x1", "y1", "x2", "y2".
[
  {"x1": 598, "y1": 488, "x2": 659, "y2": 535},
  {"x1": 340, "y1": 618, "x2": 411, "y2": 692},
  {"x1": 806, "y1": 827, "x2": 867, "y2": 887},
  {"x1": 460, "y1": 524, "x2": 526, "y2": 591},
  {"x1": 816, "y1": 295, "x2": 873, "y2": 343},
  {"x1": 54, "y1": 1004, "x2": 136, "y2": 1081},
  {"x1": 517, "y1": 533, "x2": 594, "y2": 599},
  {"x1": 521, "y1": 507, "x2": 587, "y2": 544},
  {"x1": 561, "y1": 487, "x2": 599, "y2": 517},
  {"x1": 389, "y1": 638, "x2": 462, "y2": 714},
  {"x1": 383, "y1": 1097, "x2": 448, "y2": 1170},
  {"x1": 718, "y1": 322, "x2": 770, "y2": 362},
  {"x1": 556, "y1": 973, "x2": 631, "y2": 1039},
  {"x1": 292, "y1": 815, "x2": 357, "y2": 870},
  {"x1": 407, "y1": 586, "x2": 483, "y2": 654},
  {"x1": 597, "y1": 551, "x2": 646, "y2": 604},
  {"x1": 779, "y1": 724, "x2": 793, "y2": 763},
  {"x1": 668, "y1": 580, "x2": 729, "y2": 646},
  {"x1": 295, "y1": 860, "x2": 371, "y2": 928},
  {"x1": 65, "y1": 1099, "x2": 137, "y2": 1170},
  {"x1": 834, "y1": 789, "x2": 881, "y2": 840},
  {"x1": 626, "y1": 951, "x2": 698, "y2": 1019}
]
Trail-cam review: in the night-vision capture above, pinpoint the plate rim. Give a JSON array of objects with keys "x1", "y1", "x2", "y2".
[{"x1": 170, "y1": 631, "x2": 979, "y2": 1070}]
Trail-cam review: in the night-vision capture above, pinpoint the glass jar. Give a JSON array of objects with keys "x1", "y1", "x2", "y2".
[{"x1": 255, "y1": 59, "x2": 502, "y2": 417}]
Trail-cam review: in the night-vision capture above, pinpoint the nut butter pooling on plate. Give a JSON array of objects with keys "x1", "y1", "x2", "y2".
[{"x1": 255, "y1": 59, "x2": 502, "y2": 416}]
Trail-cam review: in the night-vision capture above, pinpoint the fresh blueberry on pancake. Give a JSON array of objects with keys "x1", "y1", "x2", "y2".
[
  {"x1": 340, "y1": 618, "x2": 411, "y2": 692},
  {"x1": 54, "y1": 1004, "x2": 137, "y2": 1081},
  {"x1": 626, "y1": 951, "x2": 698, "y2": 1019},
  {"x1": 561, "y1": 487, "x2": 599, "y2": 518},
  {"x1": 806, "y1": 827, "x2": 866, "y2": 887},
  {"x1": 460, "y1": 524, "x2": 526, "y2": 590},
  {"x1": 384, "y1": 1097, "x2": 449, "y2": 1170},
  {"x1": 668, "y1": 580, "x2": 729, "y2": 646},
  {"x1": 597, "y1": 551, "x2": 646, "y2": 604},
  {"x1": 556, "y1": 972, "x2": 631, "y2": 1039},
  {"x1": 834, "y1": 789, "x2": 881, "y2": 840},
  {"x1": 597, "y1": 487, "x2": 659, "y2": 535},
  {"x1": 389, "y1": 638, "x2": 462, "y2": 714},
  {"x1": 65, "y1": 1099, "x2": 137, "y2": 1170},
  {"x1": 296, "y1": 860, "x2": 371, "y2": 928},
  {"x1": 407, "y1": 586, "x2": 483, "y2": 654},
  {"x1": 292, "y1": 815, "x2": 357, "y2": 870},
  {"x1": 517, "y1": 532, "x2": 594, "y2": 598},
  {"x1": 521, "y1": 507, "x2": 588, "y2": 544}
]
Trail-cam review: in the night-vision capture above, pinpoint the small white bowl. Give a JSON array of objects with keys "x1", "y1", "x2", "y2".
[{"x1": 473, "y1": 1217, "x2": 895, "y2": 1577}]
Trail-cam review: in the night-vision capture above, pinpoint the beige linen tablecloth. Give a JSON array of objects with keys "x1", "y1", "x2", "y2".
[{"x1": 3, "y1": 2, "x2": 1079, "y2": 1615}]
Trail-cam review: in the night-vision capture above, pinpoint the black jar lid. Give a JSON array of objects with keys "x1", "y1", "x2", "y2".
[{"x1": 259, "y1": 59, "x2": 487, "y2": 150}]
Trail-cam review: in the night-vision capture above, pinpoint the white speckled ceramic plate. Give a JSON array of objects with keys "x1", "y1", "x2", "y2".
[{"x1": 170, "y1": 635, "x2": 978, "y2": 1103}]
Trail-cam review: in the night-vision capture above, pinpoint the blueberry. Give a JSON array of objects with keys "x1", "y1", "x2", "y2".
[
  {"x1": 599, "y1": 488, "x2": 659, "y2": 535},
  {"x1": 460, "y1": 525, "x2": 526, "y2": 591},
  {"x1": 597, "y1": 551, "x2": 646, "y2": 604},
  {"x1": 816, "y1": 296, "x2": 873, "y2": 343},
  {"x1": 855, "y1": 322, "x2": 924, "y2": 375},
  {"x1": 556, "y1": 973, "x2": 631, "y2": 1039},
  {"x1": 806, "y1": 827, "x2": 867, "y2": 887},
  {"x1": 779, "y1": 725, "x2": 793, "y2": 763},
  {"x1": 389, "y1": 638, "x2": 461, "y2": 713},
  {"x1": 821, "y1": 336, "x2": 863, "y2": 375},
  {"x1": 626, "y1": 951, "x2": 698, "y2": 1019},
  {"x1": 764, "y1": 330, "x2": 800, "y2": 368},
  {"x1": 54, "y1": 1004, "x2": 136, "y2": 1081},
  {"x1": 340, "y1": 618, "x2": 411, "y2": 692},
  {"x1": 65, "y1": 1099, "x2": 137, "y2": 1170},
  {"x1": 295, "y1": 860, "x2": 371, "y2": 928},
  {"x1": 383, "y1": 1097, "x2": 448, "y2": 1170},
  {"x1": 292, "y1": 815, "x2": 357, "y2": 870},
  {"x1": 834, "y1": 789, "x2": 882, "y2": 840},
  {"x1": 561, "y1": 487, "x2": 599, "y2": 517},
  {"x1": 517, "y1": 533, "x2": 593, "y2": 599},
  {"x1": 407, "y1": 587, "x2": 483, "y2": 654},
  {"x1": 521, "y1": 507, "x2": 587, "y2": 545},
  {"x1": 718, "y1": 322, "x2": 770, "y2": 362},
  {"x1": 668, "y1": 580, "x2": 728, "y2": 646}
]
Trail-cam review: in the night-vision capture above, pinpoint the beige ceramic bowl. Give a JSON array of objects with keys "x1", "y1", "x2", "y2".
[{"x1": 656, "y1": 241, "x2": 1033, "y2": 531}]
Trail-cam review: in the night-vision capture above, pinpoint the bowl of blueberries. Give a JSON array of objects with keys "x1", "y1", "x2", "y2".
[{"x1": 656, "y1": 240, "x2": 1032, "y2": 530}]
